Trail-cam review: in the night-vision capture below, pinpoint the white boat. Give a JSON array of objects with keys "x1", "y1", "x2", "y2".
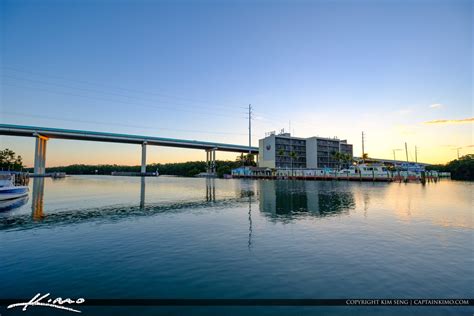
[
  {"x1": 0, "y1": 196, "x2": 28, "y2": 210},
  {"x1": 0, "y1": 173, "x2": 29, "y2": 201},
  {"x1": 337, "y1": 163, "x2": 392, "y2": 181}
]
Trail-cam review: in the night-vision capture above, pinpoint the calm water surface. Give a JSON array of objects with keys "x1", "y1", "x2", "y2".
[{"x1": 0, "y1": 176, "x2": 472, "y2": 315}]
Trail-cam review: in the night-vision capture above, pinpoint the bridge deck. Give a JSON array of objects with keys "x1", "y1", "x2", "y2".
[{"x1": 0, "y1": 124, "x2": 259, "y2": 153}]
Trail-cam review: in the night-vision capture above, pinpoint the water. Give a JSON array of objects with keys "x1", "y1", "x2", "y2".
[{"x1": 0, "y1": 176, "x2": 472, "y2": 315}]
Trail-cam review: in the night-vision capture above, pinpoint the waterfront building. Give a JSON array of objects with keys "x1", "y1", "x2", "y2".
[{"x1": 258, "y1": 131, "x2": 353, "y2": 169}]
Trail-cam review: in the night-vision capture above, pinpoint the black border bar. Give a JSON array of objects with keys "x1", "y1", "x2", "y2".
[{"x1": 1, "y1": 299, "x2": 473, "y2": 307}]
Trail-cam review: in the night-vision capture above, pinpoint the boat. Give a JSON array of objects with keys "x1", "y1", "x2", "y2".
[
  {"x1": 391, "y1": 162, "x2": 424, "y2": 182},
  {"x1": 0, "y1": 173, "x2": 29, "y2": 201},
  {"x1": 337, "y1": 163, "x2": 392, "y2": 181},
  {"x1": 0, "y1": 195, "x2": 28, "y2": 211}
]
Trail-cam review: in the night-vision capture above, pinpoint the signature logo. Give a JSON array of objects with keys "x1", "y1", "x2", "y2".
[
  {"x1": 7, "y1": 293, "x2": 85, "y2": 313},
  {"x1": 266, "y1": 145, "x2": 271, "y2": 150}
]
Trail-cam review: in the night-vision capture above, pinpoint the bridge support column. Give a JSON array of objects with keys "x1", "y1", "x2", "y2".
[
  {"x1": 205, "y1": 149, "x2": 212, "y2": 174},
  {"x1": 211, "y1": 149, "x2": 216, "y2": 174},
  {"x1": 205, "y1": 149, "x2": 216, "y2": 175},
  {"x1": 141, "y1": 142, "x2": 147, "y2": 174},
  {"x1": 34, "y1": 134, "x2": 48, "y2": 175}
]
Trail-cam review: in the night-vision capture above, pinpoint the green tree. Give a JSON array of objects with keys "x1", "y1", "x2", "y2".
[
  {"x1": 289, "y1": 151, "x2": 297, "y2": 176},
  {"x1": 426, "y1": 154, "x2": 473, "y2": 180},
  {"x1": 342, "y1": 153, "x2": 354, "y2": 167},
  {"x1": 235, "y1": 153, "x2": 256, "y2": 166},
  {"x1": 38, "y1": 160, "x2": 247, "y2": 178},
  {"x1": 362, "y1": 153, "x2": 369, "y2": 162},
  {"x1": 0, "y1": 148, "x2": 24, "y2": 171},
  {"x1": 331, "y1": 151, "x2": 340, "y2": 169},
  {"x1": 217, "y1": 165, "x2": 232, "y2": 178}
]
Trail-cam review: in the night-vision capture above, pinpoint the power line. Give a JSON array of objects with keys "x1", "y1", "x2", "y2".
[
  {"x1": 2, "y1": 74, "x2": 244, "y2": 115},
  {"x1": 1, "y1": 66, "x2": 243, "y2": 110},
  {"x1": 1, "y1": 111, "x2": 248, "y2": 136},
  {"x1": 1, "y1": 82, "x2": 239, "y2": 119}
]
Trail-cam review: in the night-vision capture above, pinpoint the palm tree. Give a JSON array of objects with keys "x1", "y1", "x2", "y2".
[
  {"x1": 343, "y1": 153, "x2": 354, "y2": 167},
  {"x1": 289, "y1": 151, "x2": 297, "y2": 176},
  {"x1": 362, "y1": 153, "x2": 369, "y2": 163},
  {"x1": 236, "y1": 153, "x2": 256, "y2": 166},
  {"x1": 331, "y1": 151, "x2": 343, "y2": 170},
  {"x1": 245, "y1": 154, "x2": 255, "y2": 166},
  {"x1": 277, "y1": 148, "x2": 285, "y2": 170},
  {"x1": 236, "y1": 153, "x2": 245, "y2": 166}
]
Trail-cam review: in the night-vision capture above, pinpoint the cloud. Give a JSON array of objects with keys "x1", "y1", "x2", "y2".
[
  {"x1": 429, "y1": 103, "x2": 443, "y2": 109},
  {"x1": 424, "y1": 117, "x2": 474, "y2": 125}
]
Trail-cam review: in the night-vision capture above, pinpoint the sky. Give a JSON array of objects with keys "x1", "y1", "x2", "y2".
[{"x1": 0, "y1": 0, "x2": 472, "y2": 167}]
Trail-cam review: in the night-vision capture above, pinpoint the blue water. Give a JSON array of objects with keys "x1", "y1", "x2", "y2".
[{"x1": 0, "y1": 176, "x2": 472, "y2": 315}]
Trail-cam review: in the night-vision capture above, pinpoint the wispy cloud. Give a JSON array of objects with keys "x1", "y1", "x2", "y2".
[
  {"x1": 424, "y1": 117, "x2": 474, "y2": 125},
  {"x1": 429, "y1": 103, "x2": 443, "y2": 109}
]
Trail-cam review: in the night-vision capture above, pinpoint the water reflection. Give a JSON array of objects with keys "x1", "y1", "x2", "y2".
[
  {"x1": 248, "y1": 193, "x2": 253, "y2": 249},
  {"x1": 140, "y1": 176, "x2": 146, "y2": 209},
  {"x1": 206, "y1": 177, "x2": 216, "y2": 202},
  {"x1": 1, "y1": 177, "x2": 359, "y2": 231},
  {"x1": 259, "y1": 181, "x2": 355, "y2": 221},
  {"x1": 31, "y1": 177, "x2": 45, "y2": 220},
  {"x1": 238, "y1": 186, "x2": 255, "y2": 249}
]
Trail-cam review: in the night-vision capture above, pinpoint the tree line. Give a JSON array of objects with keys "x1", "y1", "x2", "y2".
[
  {"x1": 27, "y1": 154, "x2": 257, "y2": 178},
  {"x1": 426, "y1": 154, "x2": 474, "y2": 181}
]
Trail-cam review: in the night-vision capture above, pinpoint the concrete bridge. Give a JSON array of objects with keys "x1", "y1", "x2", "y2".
[{"x1": 0, "y1": 124, "x2": 259, "y2": 175}]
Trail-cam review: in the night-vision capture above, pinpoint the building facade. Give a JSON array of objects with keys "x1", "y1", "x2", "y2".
[
  {"x1": 259, "y1": 133, "x2": 307, "y2": 169},
  {"x1": 259, "y1": 132, "x2": 353, "y2": 169}
]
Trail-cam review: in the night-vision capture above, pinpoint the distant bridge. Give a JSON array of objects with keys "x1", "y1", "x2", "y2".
[{"x1": 0, "y1": 124, "x2": 259, "y2": 175}]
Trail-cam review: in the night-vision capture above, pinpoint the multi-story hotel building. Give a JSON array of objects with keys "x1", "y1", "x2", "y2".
[{"x1": 258, "y1": 131, "x2": 353, "y2": 169}]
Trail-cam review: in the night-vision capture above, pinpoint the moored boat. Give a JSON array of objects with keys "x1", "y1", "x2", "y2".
[
  {"x1": 0, "y1": 173, "x2": 29, "y2": 201},
  {"x1": 337, "y1": 163, "x2": 392, "y2": 181},
  {"x1": 0, "y1": 195, "x2": 28, "y2": 211}
]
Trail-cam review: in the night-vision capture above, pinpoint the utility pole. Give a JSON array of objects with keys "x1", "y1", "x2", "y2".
[
  {"x1": 248, "y1": 104, "x2": 252, "y2": 154},
  {"x1": 393, "y1": 148, "x2": 402, "y2": 162},
  {"x1": 415, "y1": 146, "x2": 418, "y2": 163},
  {"x1": 361, "y1": 131, "x2": 365, "y2": 162},
  {"x1": 405, "y1": 142, "x2": 409, "y2": 162},
  {"x1": 457, "y1": 147, "x2": 461, "y2": 159}
]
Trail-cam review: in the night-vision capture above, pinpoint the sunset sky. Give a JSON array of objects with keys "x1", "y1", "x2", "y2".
[{"x1": 1, "y1": 0, "x2": 472, "y2": 167}]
